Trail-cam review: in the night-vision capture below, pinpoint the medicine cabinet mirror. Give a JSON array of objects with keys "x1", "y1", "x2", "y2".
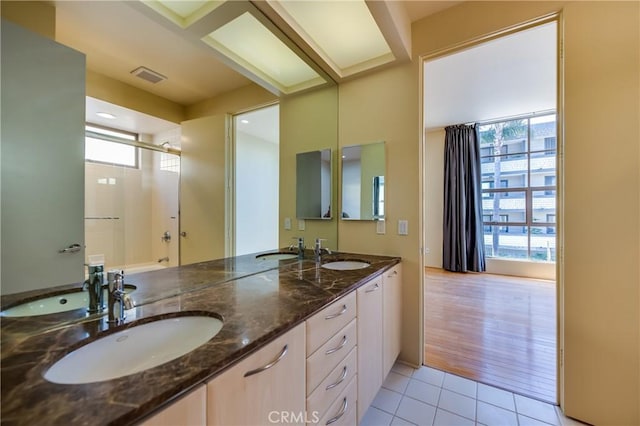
[
  {"x1": 341, "y1": 142, "x2": 385, "y2": 221},
  {"x1": 296, "y1": 149, "x2": 332, "y2": 219}
]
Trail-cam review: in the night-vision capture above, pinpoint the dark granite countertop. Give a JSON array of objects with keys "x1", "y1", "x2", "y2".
[{"x1": 0, "y1": 251, "x2": 400, "y2": 425}]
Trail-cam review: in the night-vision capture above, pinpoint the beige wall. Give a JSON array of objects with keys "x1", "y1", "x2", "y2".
[
  {"x1": 280, "y1": 86, "x2": 339, "y2": 251},
  {"x1": 0, "y1": 0, "x2": 55, "y2": 39},
  {"x1": 424, "y1": 129, "x2": 445, "y2": 268},
  {"x1": 411, "y1": 2, "x2": 638, "y2": 424},
  {"x1": 338, "y1": 63, "x2": 421, "y2": 365},
  {"x1": 185, "y1": 83, "x2": 276, "y2": 120}
]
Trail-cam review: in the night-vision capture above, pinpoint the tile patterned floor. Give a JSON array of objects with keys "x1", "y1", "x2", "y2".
[{"x1": 360, "y1": 363, "x2": 586, "y2": 426}]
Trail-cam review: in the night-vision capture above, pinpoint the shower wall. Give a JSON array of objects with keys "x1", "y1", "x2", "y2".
[{"x1": 84, "y1": 127, "x2": 180, "y2": 272}]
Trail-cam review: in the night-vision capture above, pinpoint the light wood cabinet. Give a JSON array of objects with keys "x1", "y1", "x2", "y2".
[
  {"x1": 383, "y1": 264, "x2": 403, "y2": 377},
  {"x1": 356, "y1": 277, "x2": 384, "y2": 422},
  {"x1": 207, "y1": 323, "x2": 306, "y2": 426},
  {"x1": 141, "y1": 385, "x2": 206, "y2": 426},
  {"x1": 306, "y1": 291, "x2": 356, "y2": 356}
]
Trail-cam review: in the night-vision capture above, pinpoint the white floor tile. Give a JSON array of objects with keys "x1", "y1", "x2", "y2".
[
  {"x1": 361, "y1": 406, "x2": 394, "y2": 426},
  {"x1": 476, "y1": 401, "x2": 518, "y2": 426},
  {"x1": 554, "y1": 406, "x2": 588, "y2": 426},
  {"x1": 404, "y1": 379, "x2": 441, "y2": 406},
  {"x1": 392, "y1": 362, "x2": 417, "y2": 378},
  {"x1": 383, "y1": 371, "x2": 411, "y2": 394},
  {"x1": 395, "y1": 396, "x2": 437, "y2": 426},
  {"x1": 514, "y1": 394, "x2": 559, "y2": 425},
  {"x1": 477, "y1": 383, "x2": 515, "y2": 411},
  {"x1": 390, "y1": 416, "x2": 417, "y2": 426},
  {"x1": 437, "y1": 389, "x2": 476, "y2": 420},
  {"x1": 433, "y1": 408, "x2": 475, "y2": 426},
  {"x1": 442, "y1": 373, "x2": 477, "y2": 398},
  {"x1": 372, "y1": 387, "x2": 403, "y2": 415},
  {"x1": 413, "y1": 366, "x2": 445, "y2": 387},
  {"x1": 518, "y1": 414, "x2": 556, "y2": 426}
]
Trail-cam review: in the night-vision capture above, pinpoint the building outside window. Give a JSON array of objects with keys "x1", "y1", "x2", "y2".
[{"x1": 479, "y1": 113, "x2": 556, "y2": 262}]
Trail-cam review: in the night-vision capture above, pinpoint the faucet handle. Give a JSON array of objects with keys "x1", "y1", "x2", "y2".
[{"x1": 315, "y1": 238, "x2": 327, "y2": 248}]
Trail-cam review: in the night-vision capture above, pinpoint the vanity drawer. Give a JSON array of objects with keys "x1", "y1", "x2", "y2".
[
  {"x1": 306, "y1": 319, "x2": 357, "y2": 395},
  {"x1": 313, "y1": 375, "x2": 357, "y2": 426},
  {"x1": 306, "y1": 291, "x2": 356, "y2": 356},
  {"x1": 307, "y1": 346, "x2": 357, "y2": 418}
]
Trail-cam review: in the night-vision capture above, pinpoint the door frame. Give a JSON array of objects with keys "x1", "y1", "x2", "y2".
[
  {"x1": 226, "y1": 101, "x2": 280, "y2": 257},
  {"x1": 418, "y1": 11, "x2": 565, "y2": 406}
]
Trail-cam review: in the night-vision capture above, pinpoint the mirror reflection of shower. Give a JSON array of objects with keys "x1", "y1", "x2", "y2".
[{"x1": 84, "y1": 98, "x2": 181, "y2": 275}]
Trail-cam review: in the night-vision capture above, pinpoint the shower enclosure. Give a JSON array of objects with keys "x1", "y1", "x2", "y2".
[{"x1": 84, "y1": 125, "x2": 180, "y2": 274}]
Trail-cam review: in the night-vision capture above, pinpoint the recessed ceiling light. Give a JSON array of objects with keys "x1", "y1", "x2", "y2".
[
  {"x1": 241, "y1": 119, "x2": 249, "y2": 124},
  {"x1": 96, "y1": 112, "x2": 116, "y2": 119}
]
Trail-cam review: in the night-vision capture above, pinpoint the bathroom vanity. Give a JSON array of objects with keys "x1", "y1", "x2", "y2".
[{"x1": 0, "y1": 251, "x2": 401, "y2": 425}]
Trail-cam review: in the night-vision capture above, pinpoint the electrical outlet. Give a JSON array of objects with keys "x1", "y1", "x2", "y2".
[
  {"x1": 284, "y1": 217, "x2": 291, "y2": 230},
  {"x1": 376, "y1": 220, "x2": 386, "y2": 234},
  {"x1": 398, "y1": 220, "x2": 408, "y2": 235},
  {"x1": 298, "y1": 219, "x2": 305, "y2": 231}
]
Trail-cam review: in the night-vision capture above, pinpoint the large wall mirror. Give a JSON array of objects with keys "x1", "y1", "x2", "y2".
[
  {"x1": 341, "y1": 142, "x2": 385, "y2": 221},
  {"x1": 296, "y1": 149, "x2": 332, "y2": 219}
]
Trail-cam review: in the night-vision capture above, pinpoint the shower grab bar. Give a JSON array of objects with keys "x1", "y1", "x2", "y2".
[{"x1": 84, "y1": 217, "x2": 121, "y2": 220}]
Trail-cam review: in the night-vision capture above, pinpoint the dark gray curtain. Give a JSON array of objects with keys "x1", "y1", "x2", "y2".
[{"x1": 443, "y1": 124, "x2": 486, "y2": 272}]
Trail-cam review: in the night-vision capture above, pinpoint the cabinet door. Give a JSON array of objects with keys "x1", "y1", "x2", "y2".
[
  {"x1": 141, "y1": 385, "x2": 206, "y2": 426},
  {"x1": 1, "y1": 19, "x2": 85, "y2": 294},
  {"x1": 356, "y1": 277, "x2": 383, "y2": 422},
  {"x1": 383, "y1": 264, "x2": 403, "y2": 377},
  {"x1": 207, "y1": 323, "x2": 306, "y2": 426}
]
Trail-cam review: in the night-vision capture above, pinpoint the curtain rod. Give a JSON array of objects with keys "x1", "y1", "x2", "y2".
[{"x1": 465, "y1": 109, "x2": 556, "y2": 127}]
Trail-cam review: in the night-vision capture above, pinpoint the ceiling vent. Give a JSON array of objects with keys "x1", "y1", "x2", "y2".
[{"x1": 130, "y1": 66, "x2": 167, "y2": 84}]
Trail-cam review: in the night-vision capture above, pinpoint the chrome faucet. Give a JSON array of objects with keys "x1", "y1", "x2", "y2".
[
  {"x1": 314, "y1": 238, "x2": 332, "y2": 263},
  {"x1": 83, "y1": 264, "x2": 105, "y2": 314},
  {"x1": 289, "y1": 237, "x2": 305, "y2": 260},
  {"x1": 106, "y1": 270, "x2": 134, "y2": 325}
]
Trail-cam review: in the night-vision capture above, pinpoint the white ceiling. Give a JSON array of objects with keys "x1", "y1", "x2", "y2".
[
  {"x1": 424, "y1": 22, "x2": 557, "y2": 130},
  {"x1": 235, "y1": 104, "x2": 279, "y2": 144},
  {"x1": 86, "y1": 97, "x2": 178, "y2": 136}
]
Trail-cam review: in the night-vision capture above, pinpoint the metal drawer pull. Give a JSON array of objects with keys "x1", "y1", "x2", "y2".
[
  {"x1": 324, "y1": 304, "x2": 347, "y2": 320},
  {"x1": 243, "y1": 345, "x2": 288, "y2": 377},
  {"x1": 326, "y1": 366, "x2": 348, "y2": 390},
  {"x1": 58, "y1": 244, "x2": 82, "y2": 254},
  {"x1": 365, "y1": 283, "x2": 380, "y2": 293},
  {"x1": 326, "y1": 397, "x2": 348, "y2": 425},
  {"x1": 387, "y1": 270, "x2": 398, "y2": 277},
  {"x1": 325, "y1": 335, "x2": 347, "y2": 355}
]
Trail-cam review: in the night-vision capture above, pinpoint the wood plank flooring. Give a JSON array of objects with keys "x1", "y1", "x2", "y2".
[{"x1": 424, "y1": 267, "x2": 557, "y2": 403}]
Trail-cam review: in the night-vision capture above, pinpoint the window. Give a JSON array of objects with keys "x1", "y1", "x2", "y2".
[
  {"x1": 479, "y1": 113, "x2": 557, "y2": 262},
  {"x1": 85, "y1": 125, "x2": 138, "y2": 168}
]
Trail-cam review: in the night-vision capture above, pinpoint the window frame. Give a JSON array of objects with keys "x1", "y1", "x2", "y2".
[
  {"x1": 480, "y1": 112, "x2": 557, "y2": 261},
  {"x1": 85, "y1": 123, "x2": 140, "y2": 169}
]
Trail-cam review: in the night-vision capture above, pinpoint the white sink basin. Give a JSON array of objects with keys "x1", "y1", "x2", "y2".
[
  {"x1": 1, "y1": 286, "x2": 136, "y2": 317},
  {"x1": 44, "y1": 315, "x2": 223, "y2": 384},
  {"x1": 256, "y1": 252, "x2": 298, "y2": 261},
  {"x1": 321, "y1": 261, "x2": 370, "y2": 271}
]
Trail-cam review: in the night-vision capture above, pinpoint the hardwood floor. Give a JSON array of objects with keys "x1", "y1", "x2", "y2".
[{"x1": 424, "y1": 267, "x2": 557, "y2": 403}]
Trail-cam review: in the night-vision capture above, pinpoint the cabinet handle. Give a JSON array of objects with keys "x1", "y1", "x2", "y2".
[
  {"x1": 387, "y1": 270, "x2": 398, "y2": 278},
  {"x1": 324, "y1": 304, "x2": 347, "y2": 320},
  {"x1": 325, "y1": 335, "x2": 347, "y2": 355},
  {"x1": 326, "y1": 397, "x2": 348, "y2": 425},
  {"x1": 243, "y1": 344, "x2": 288, "y2": 377},
  {"x1": 365, "y1": 283, "x2": 380, "y2": 293},
  {"x1": 325, "y1": 366, "x2": 348, "y2": 390}
]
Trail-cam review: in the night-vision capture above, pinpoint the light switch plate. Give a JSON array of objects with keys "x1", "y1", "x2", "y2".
[
  {"x1": 284, "y1": 217, "x2": 291, "y2": 230},
  {"x1": 298, "y1": 219, "x2": 305, "y2": 231},
  {"x1": 398, "y1": 220, "x2": 408, "y2": 235},
  {"x1": 376, "y1": 220, "x2": 386, "y2": 234}
]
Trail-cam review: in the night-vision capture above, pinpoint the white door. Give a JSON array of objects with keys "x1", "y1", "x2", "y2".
[
  {"x1": 180, "y1": 115, "x2": 228, "y2": 265},
  {"x1": 1, "y1": 20, "x2": 85, "y2": 294}
]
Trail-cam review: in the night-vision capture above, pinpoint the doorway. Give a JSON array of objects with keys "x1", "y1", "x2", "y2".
[
  {"x1": 232, "y1": 104, "x2": 280, "y2": 256},
  {"x1": 422, "y1": 20, "x2": 560, "y2": 403}
]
